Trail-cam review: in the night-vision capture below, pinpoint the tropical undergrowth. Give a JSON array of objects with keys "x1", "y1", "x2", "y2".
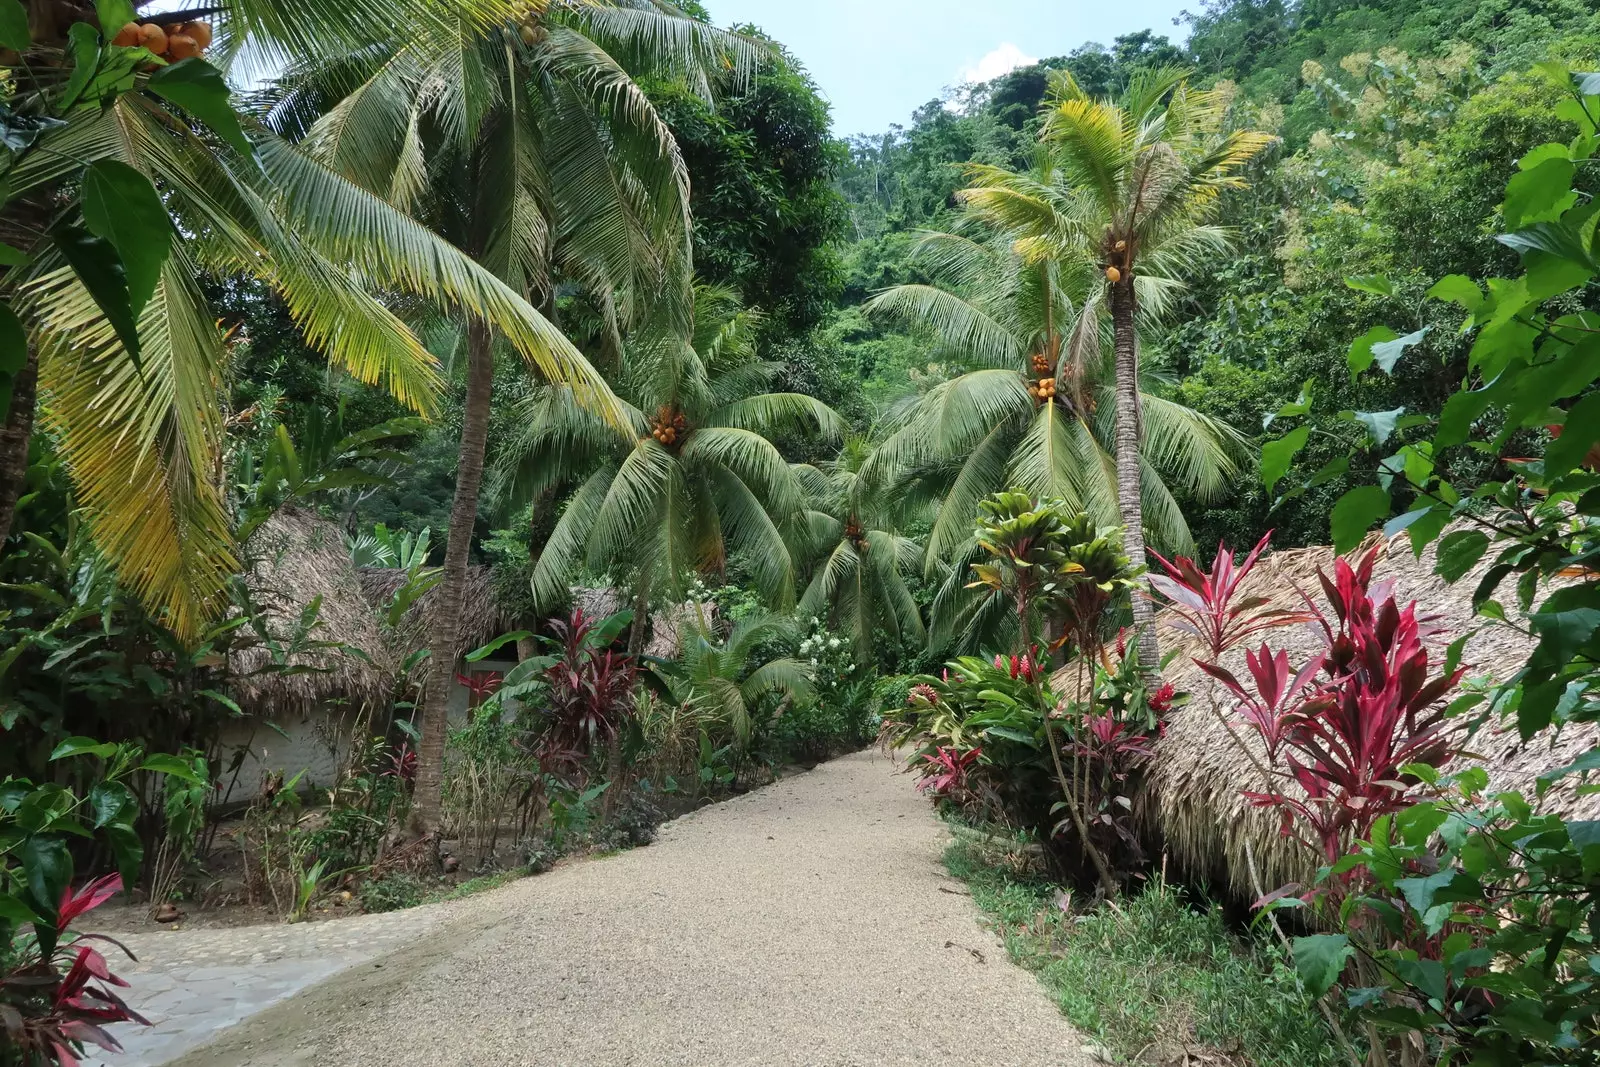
[{"x1": 943, "y1": 834, "x2": 1345, "y2": 1067}]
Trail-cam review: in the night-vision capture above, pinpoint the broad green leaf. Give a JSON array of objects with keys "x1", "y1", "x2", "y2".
[
  {"x1": 51, "y1": 223, "x2": 139, "y2": 361},
  {"x1": 59, "y1": 22, "x2": 99, "y2": 111},
  {"x1": 1503, "y1": 157, "x2": 1578, "y2": 229},
  {"x1": 138, "y1": 754, "x2": 205, "y2": 782},
  {"x1": 1354, "y1": 407, "x2": 1405, "y2": 447},
  {"x1": 21, "y1": 835, "x2": 71, "y2": 925},
  {"x1": 1528, "y1": 584, "x2": 1600, "y2": 673},
  {"x1": 146, "y1": 59, "x2": 252, "y2": 157},
  {"x1": 1345, "y1": 274, "x2": 1394, "y2": 296},
  {"x1": 1331, "y1": 486, "x2": 1390, "y2": 554},
  {"x1": 1393, "y1": 958, "x2": 1447, "y2": 1005},
  {"x1": 1435, "y1": 530, "x2": 1490, "y2": 583},
  {"x1": 94, "y1": 0, "x2": 135, "y2": 37},
  {"x1": 49, "y1": 736, "x2": 117, "y2": 760},
  {"x1": 0, "y1": 241, "x2": 26, "y2": 265},
  {"x1": 0, "y1": 0, "x2": 28, "y2": 50},
  {"x1": 1545, "y1": 392, "x2": 1600, "y2": 475},
  {"x1": 105, "y1": 822, "x2": 142, "y2": 885},
  {"x1": 1426, "y1": 275, "x2": 1482, "y2": 312},
  {"x1": 1291, "y1": 934, "x2": 1353, "y2": 997},
  {"x1": 1347, "y1": 325, "x2": 1398, "y2": 376},
  {"x1": 1539, "y1": 747, "x2": 1600, "y2": 786},
  {"x1": 1263, "y1": 381, "x2": 1314, "y2": 428},
  {"x1": 81, "y1": 160, "x2": 172, "y2": 317},
  {"x1": 1371, "y1": 327, "x2": 1429, "y2": 374},
  {"x1": 1261, "y1": 426, "x2": 1309, "y2": 493},
  {"x1": 1498, "y1": 222, "x2": 1595, "y2": 270},
  {"x1": 466, "y1": 631, "x2": 533, "y2": 662},
  {"x1": 88, "y1": 781, "x2": 134, "y2": 828}
]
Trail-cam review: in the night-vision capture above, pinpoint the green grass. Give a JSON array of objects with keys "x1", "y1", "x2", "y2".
[
  {"x1": 423, "y1": 868, "x2": 529, "y2": 904},
  {"x1": 944, "y1": 839, "x2": 1345, "y2": 1067}
]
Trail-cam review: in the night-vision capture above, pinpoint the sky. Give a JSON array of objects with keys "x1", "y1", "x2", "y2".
[{"x1": 703, "y1": 0, "x2": 1196, "y2": 137}]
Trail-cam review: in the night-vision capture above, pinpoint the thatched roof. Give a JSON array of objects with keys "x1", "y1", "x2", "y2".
[
  {"x1": 1056, "y1": 532, "x2": 1600, "y2": 899},
  {"x1": 233, "y1": 507, "x2": 397, "y2": 714},
  {"x1": 358, "y1": 565, "x2": 512, "y2": 661}
]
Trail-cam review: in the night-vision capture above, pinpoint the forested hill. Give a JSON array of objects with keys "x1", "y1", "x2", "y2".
[{"x1": 815, "y1": 0, "x2": 1600, "y2": 549}]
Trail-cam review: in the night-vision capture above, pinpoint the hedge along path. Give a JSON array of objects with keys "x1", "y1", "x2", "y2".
[{"x1": 161, "y1": 751, "x2": 1092, "y2": 1067}]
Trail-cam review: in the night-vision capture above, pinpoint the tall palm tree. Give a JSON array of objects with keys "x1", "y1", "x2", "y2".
[
  {"x1": 496, "y1": 284, "x2": 841, "y2": 619},
  {"x1": 0, "y1": 0, "x2": 611, "y2": 641},
  {"x1": 861, "y1": 162, "x2": 1246, "y2": 652},
  {"x1": 792, "y1": 439, "x2": 925, "y2": 665},
  {"x1": 273, "y1": 4, "x2": 768, "y2": 828},
  {"x1": 1033, "y1": 67, "x2": 1273, "y2": 668}
]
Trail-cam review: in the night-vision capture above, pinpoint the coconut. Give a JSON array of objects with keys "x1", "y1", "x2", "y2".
[
  {"x1": 113, "y1": 21, "x2": 141, "y2": 46},
  {"x1": 1104, "y1": 265, "x2": 1121, "y2": 283},
  {"x1": 181, "y1": 20, "x2": 212, "y2": 48},
  {"x1": 138, "y1": 23, "x2": 167, "y2": 54},
  {"x1": 167, "y1": 33, "x2": 199, "y2": 60}
]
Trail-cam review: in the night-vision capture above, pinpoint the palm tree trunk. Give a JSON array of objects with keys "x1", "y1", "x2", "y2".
[
  {"x1": 413, "y1": 321, "x2": 496, "y2": 831},
  {"x1": 0, "y1": 344, "x2": 39, "y2": 547},
  {"x1": 1109, "y1": 279, "x2": 1159, "y2": 675}
]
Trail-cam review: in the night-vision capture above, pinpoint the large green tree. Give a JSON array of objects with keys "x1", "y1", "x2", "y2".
[
  {"x1": 1034, "y1": 67, "x2": 1271, "y2": 668},
  {"x1": 497, "y1": 283, "x2": 840, "y2": 623},
  {"x1": 0, "y1": 0, "x2": 601, "y2": 640},
  {"x1": 274, "y1": 0, "x2": 763, "y2": 828},
  {"x1": 861, "y1": 153, "x2": 1246, "y2": 651}
]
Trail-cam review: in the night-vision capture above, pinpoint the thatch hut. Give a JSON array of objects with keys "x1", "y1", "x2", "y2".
[
  {"x1": 358, "y1": 565, "x2": 510, "y2": 662},
  {"x1": 225, "y1": 508, "x2": 399, "y2": 797},
  {"x1": 1060, "y1": 532, "x2": 1600, "y2": 899}
]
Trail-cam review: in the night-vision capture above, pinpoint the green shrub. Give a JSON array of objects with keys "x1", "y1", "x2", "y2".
[
  {"x1": 359, "y1": 873, "x2": 426, "y2": 914},
  {"x1": 944, "y1": 840, "x2": 1343, "y2": 1067}
]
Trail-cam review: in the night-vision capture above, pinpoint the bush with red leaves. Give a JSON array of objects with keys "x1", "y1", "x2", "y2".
[{"x1": 1, "y1": 875, "x2": 148, "y2": 1066}]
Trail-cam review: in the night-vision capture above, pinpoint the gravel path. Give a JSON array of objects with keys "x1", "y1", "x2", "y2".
[{"x1": 163, "y1": 751, "x2": 1091, "y2": 1067}]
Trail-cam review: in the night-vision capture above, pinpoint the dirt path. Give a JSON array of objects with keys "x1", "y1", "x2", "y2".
[{"x1": 154, "y1": 751, "x2": 1090, "y2": 1067}]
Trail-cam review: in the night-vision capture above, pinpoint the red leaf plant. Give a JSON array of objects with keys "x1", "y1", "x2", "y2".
[
  {"x1": 1071, "y1": 712, "x2": 1160, "y2": 763},
  {"x1": 1174, "y1": 543, "x2": 1464, "y2": 867},
  {"x1": 536, "y1": 609, "x2": 638, "y2": 761},
  {"x1": 915, "y1": 746, "x2": 982, "y2": 798},
  {"x1": 1, "y1": 874, "x2": 150, "y2": 1065},
  {"x1": 1149, "y1": 532, "x2": 1313, "y2": 659}
]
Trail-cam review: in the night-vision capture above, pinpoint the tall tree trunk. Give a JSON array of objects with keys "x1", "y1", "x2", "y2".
[
  {"x1": 0, "y1": 344, "x2": 39, "y2": 547},
  {"x1": 1109, "y1": 279, "x2": 1159, "y2": 675},
  {"x1": 413, "y1": 322, "x2": 496, "y2": 831}
]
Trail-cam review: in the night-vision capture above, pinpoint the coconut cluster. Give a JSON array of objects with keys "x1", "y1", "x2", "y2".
[
  {"x1": 1028, "y1": 376, "x2": 1058, "y2": 402},
  {"x1": 112, "y1": 17, "x2": 212, "y2": 60},
  {"x1": 649, "y1": 405, "x2": 687, "y2": 447}
]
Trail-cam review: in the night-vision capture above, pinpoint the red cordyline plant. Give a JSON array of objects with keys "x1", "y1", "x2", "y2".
[
  {"x1": 537, "y1": 609, "x2": 638, "y2": 760},
  {"x1": 1, "y1": 874, "x2": 149, "y2": 1065},
  {"x1": 1149, "y1": 532, "x2": 1313, "y2": 659},
  {"x1": 915, "y1": 745, "x2": 982, "y2": 798},
  {"x1": 1161, "y1": 538, "x2": 1463, "y2": 867}
]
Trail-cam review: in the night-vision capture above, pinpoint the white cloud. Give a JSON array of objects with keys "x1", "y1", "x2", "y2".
[{"x1": 957, "y1": 43, "x2": 1039, "y2": 87}]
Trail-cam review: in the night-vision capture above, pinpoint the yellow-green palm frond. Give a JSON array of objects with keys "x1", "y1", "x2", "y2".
[
  {"x1": 18, "y1": 253, "x2": 234, "y2": 641},
  {"x1": 253, "y1": 136, "x2": 628, "y2": 428}
]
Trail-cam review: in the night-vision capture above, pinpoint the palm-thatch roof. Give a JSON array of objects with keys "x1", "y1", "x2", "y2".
[
  {"x1": 358, "y1": 565, "x2": 512, "y2": 661},
  {"x1": 1057, "y1": 531, "x2": 1600, "y2": 899},
  {"x1": 233, "y1": 507, "x2": 397, "y2": 714}
]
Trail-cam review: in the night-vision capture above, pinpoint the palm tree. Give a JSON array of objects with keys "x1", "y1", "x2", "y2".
[
  {"x1": 861, "y1": 158, "x2": 1247, "y2": 653},
  {"x1": 792, "y1": 439, "x2": 925, "y2": 665},
  {"x1": 0, "y1": 0, "x2": 613, "y2": 641},
  {"x1": 1033, "y1": 67, "x2": 1273, "y2": 668},
  {"x1": 650, "y1": 612, "x2": 814, "y2": 750},
  {"x1": 273, "y1": 4, "x2": 768, "y2": 828},
  {"x1": 496, "y1": 284, "x2": 841, "y2": 621}
]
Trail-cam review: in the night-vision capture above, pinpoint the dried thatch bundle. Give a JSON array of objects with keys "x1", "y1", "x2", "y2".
[
  {"x1": 358, "y1": 565, "x2": 510, "y2": 662},
  {"x1": 233, "y1": 507, "x2": 396, "y2": 715},
  {"x1": 1056, "y1": 531, "x2": 1600, "y2": 898}
]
